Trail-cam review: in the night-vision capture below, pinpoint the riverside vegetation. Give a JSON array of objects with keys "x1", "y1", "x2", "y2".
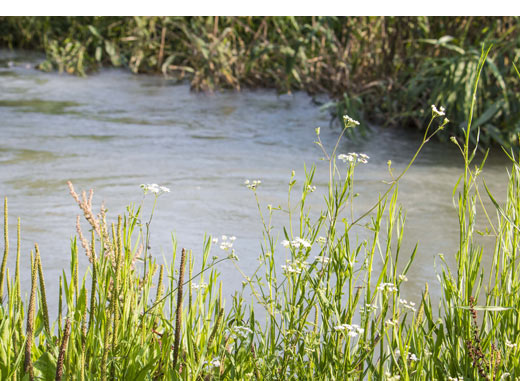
[
  {"x1": 1, "y1": 49, "x2": 520, "y2": 379},
  {"x1": 1, "y1": 17, "x2": 520, "y2": 147}
]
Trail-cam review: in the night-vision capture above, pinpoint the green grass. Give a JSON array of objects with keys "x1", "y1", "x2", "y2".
[{"x1": 1, "y1": 49, "x2": 520, "y2": 379}]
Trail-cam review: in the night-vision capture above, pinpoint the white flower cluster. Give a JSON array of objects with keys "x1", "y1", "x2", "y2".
[
  {"x1": 334, "y1": 323, "x2": 364, "y2": 338},
  {"x1": 314, "y1": 255, "x2": 330, "y2": 264},
  {"x1": 360, "y1": 303, "x2": 378, "y2": 314},
  {"x1": 306, "y1": 185, "x2": 317, "y2": 192},
  {"x1": 281, "y1": 237, "x2": 311, "y2": 249},
  {"x1": 377, "y1": 282, "x2": 398, "y2": 293},
  {"x1": 395, "y1": 350, "x2": 419, "y2": 362},
  {"x1": 191, "y1": 282, "x2": 207, "y2": 290},
  {"x1": 506, "y1": 338, "x2": 517, "y2": 349},
  {"x1": 202, "y1": 357, "x2": 221, "y2": 368},
  {"x1": 338, "y1": 152, "x2": 369, "y2": 164},
  {"x1": 281, "y1": 259, "x2": 309, "y2": 274},
  {"x1": 140, "y1": 183, "x2": 170, "y2": 195},
  {"x1": 219, "y1": 235, "x2": 236, "y2": 251},
  {"x1": 385, "y1": 373, "x2": 401, "y2": 381},
  {"x1": 431, "y1": 104, "x2": 446, "y2": 117},
  {"x1": 244, "y1": 179, "x2": 261, "y2": 190},
  {"x1": 398, "y1": 274, "x2": 408, "y2": 282},
  {"x1": 399, "y1": 299, "x2": 417, "y2": 313},
  {"x1": 233, "y1": 325, "x2": 253, "y2": 338},
  {"x1": 447, "y1": 377, "x2": 464, "y2": 381},
  {"x1": 224, "y1": 325, "x2": 253, "y2": 340},
  {"x1": 343, "y1": 114, "x2": 360, "y2": 128},
  {"x1": 386, "y1": 319, "x2": 399, "y2": 327}
]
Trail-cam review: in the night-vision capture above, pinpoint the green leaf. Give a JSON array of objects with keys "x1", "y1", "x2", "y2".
[
  {"x1": 33, "y1": 351, "x2": 57, "y2": 380},
  {"x1": 483, "y1": 180, "x2": 520, "y2": 233}
]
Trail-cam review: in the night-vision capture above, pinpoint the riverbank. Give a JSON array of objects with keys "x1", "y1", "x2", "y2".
[{"x1": 1, "y1": 16, "x2": 519, "y2": 147}]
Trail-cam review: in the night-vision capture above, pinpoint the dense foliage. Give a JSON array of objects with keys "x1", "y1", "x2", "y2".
[{"x1": 1, "y1": 16, "x2": 519, "y2": 147}]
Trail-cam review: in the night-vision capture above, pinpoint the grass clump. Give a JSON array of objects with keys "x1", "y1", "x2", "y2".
[{"x1": 1, "y1": 51, "x2": 520, "y2": 379}]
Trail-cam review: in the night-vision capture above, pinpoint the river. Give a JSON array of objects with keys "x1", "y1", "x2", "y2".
[{"x1": 0, "y1": 50, "x2": 511, "y2": 316}]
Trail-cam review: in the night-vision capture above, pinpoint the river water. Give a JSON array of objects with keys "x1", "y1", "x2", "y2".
[{"x1": 0, "y1": 50, "x2": 512, "y2": 315}]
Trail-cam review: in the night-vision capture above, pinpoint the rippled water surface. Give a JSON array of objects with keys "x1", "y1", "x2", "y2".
[{"x1": 0, "y1": 50, "x2": 512, "y2": 313}]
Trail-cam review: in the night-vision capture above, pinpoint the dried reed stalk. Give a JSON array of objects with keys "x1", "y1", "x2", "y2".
[{"x1": 67, "y1": 181, "x2": 113, "y2": 262}]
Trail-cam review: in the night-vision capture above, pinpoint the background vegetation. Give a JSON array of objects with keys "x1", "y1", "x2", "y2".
[{"x1": 1, "y1": 16, "x2": 519, "y2": 147}]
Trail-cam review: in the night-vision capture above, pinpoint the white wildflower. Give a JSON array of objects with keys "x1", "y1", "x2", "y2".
[
  {"x1": 191, "y1": 282, "x2": 207, "y2": 290},
  {"x1": 505, "y1": 339, "x2": 517, "y2": 349},
  {"x1": 294, "y1": 237, "x2": 311, "y2": 248},
  {"x1": 338, "y1": 152, "x2": 369, "y2": 165},
  {"x1": 314, "y1": 256, "x2": 330, "y2": 264},
  {"x1": 245, "y1": 179, "x2": 261, "y2": 190},
  {"x1": 385, "y1": 373, "x2": 401, "y2": 381},
  {"x1": 431, "y1": 104, "x2": 446, "y2": 117},
  {"x1": 398, "y1": 274, "x2": 408, "y2": 282},
  {"x1": 377, "y1": 282, "x2": 398, "y2": 293},
  {"x1": 281, "y1": 259, "x2": 309, "y2": 275},
  {"x1": 220, "y1": 241, "x2": 233, "y2": 251},
  {"x1": 343, "y1": 114, "x2": 360, "y2": 128},
  {"x1": 212, "y1": 237, "x2": 218, "y2": 244},
  {"x1": 386, "y1": 319, "x2": 399, "y2": 327},
  {"x1": 334, "y1": 323, "x2": 364, "y2": 338},
  {"x1": 233, "y1": 325, "x2": 253, "y2": 337},
  {"x1": 210, "y1": 357, "x2": 221, "y2": 367},
  {"x1": 399, "y1": 299, "x2": 417, "y2": 313},
  {"x1": 338, "y1": 153, "x2": 355, "y2": 163},
  {"x1": 281, "y1": 237, "x2": 311, "y2": 250},
  {"x1": 140, "y1": 183, "x2": 170, "y2": 195},
  {"x1": 306, "y1": 185, "x2": 317, "y2": 192},
  {"x1": 408, "y1": 353, "x2": 418, "y2": 362},
  {"x1": 360, "y1": 303, "x2": 378, "y2": 314}
]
